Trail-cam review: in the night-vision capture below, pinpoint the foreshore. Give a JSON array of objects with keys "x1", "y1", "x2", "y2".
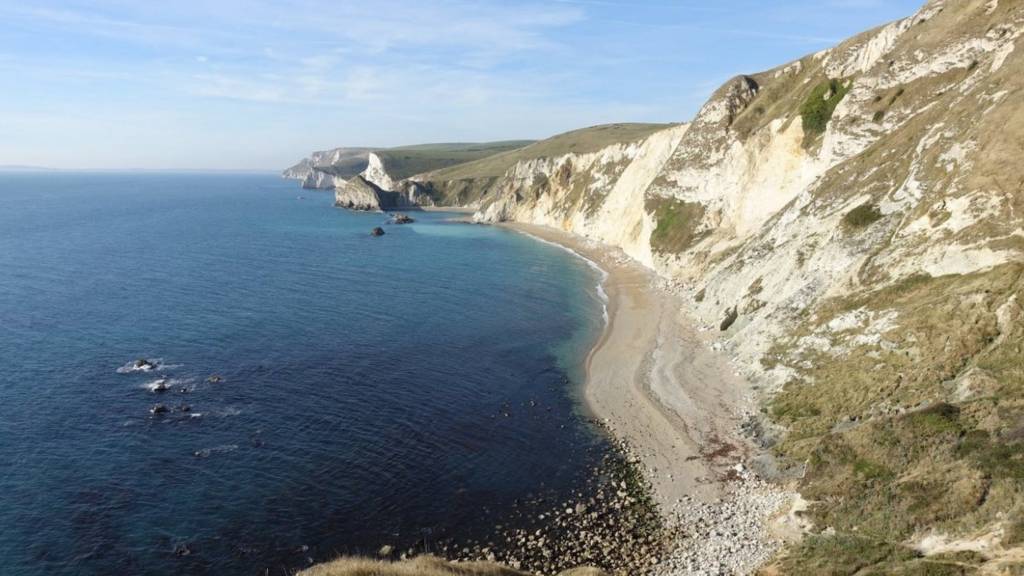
[{"x1": 503, "y1": 222, "x2": 793, "y2": 575}]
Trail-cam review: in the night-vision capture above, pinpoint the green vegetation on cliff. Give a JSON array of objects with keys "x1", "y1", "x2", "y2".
[
  {"x1": 767, "y1": 264, "x2": 1024, "y2": 573},
  {"x1": 800, "y1": 78, "x2": 851, "y2": 136},
  {"x1": 646, "y1": 196, "x2": 707, "y2": 254},
  {"x1": 841, "y1": 202, "x2": 884, "y2": 230}
]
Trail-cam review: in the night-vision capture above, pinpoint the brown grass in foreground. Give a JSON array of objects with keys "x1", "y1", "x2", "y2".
[{"x1": 299, "y1": 556, "x2": 607, "y2": 576}]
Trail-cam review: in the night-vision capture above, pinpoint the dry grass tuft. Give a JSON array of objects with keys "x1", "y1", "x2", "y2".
[{"x1": 299, "y1": 556, "x2": 606, "y2": 576}]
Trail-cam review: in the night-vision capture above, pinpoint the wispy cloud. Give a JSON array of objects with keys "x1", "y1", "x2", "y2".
[
  {"x1": 0, "y1": 0, "x2": 922, "y2": 169},
  {"x1": 598, "y1": 18, "x2": 841, "y2": 46}
]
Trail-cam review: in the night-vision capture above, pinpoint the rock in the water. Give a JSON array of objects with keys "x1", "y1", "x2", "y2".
[
  {"x1": 392, "y1": 213, "x2": 415, "y2": 224},
  {"x1": 371, "y1": 227, "x2": 386, "y2": 237},
  {"x1": 174, "y1": 543, "x2": 192, "y2": 557},
  {"x1": 206, "y1": 374, "x2": 223, "y2": 384},
  {"x1": 150, "y1": 404, "x2": 169, "y2": 415}
]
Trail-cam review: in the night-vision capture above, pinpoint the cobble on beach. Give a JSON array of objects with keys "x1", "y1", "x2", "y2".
[
  {"x1": 428, "y1": 430, "x2": 790, "y2": 576},
  {"x1": 466, "y1": 226, "x2": 796, "y2": 576}
]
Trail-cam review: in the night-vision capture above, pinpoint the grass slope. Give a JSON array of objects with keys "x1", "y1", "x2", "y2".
[
  {"x1": 377, "y1": 141, "x2": 534, "y2": 181},
  {"x1": 422, "y1": 123, "x2": 673, "y2": 181}
]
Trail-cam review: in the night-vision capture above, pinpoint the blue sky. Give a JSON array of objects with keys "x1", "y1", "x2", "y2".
[{"x1": 0, "y1": 0, "x2": 922, "y2": 170}]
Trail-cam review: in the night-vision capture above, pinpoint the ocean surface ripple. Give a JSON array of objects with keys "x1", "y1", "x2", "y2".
[{"x1": 0, "y1": 173, "x2": 608, "y2": 576}]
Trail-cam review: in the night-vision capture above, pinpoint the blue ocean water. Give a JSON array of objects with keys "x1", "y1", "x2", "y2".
[{"x1": 0, "y1": 173, "x2": 609, "y2": 575}]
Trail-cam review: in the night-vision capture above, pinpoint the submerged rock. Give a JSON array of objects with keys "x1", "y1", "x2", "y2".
[
  {"x1": 371, "y1": 227, "x2": 386, "y2": 237},
  {"x1": 174, "y1": 543, "x2": 192, "y2": 557}
]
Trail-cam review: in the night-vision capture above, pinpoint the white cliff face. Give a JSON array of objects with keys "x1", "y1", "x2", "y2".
[
  {"x1": 288, "y1": 2, "x2": 1024, "y2": 570},
  {"x1": 334, "y1": 175, "x2": 423, "y2": 212},
  {"x1": 283, "y1": 150, "x2": 401, "y2": 193},
  {"x1": 360, "y1": 153, "x2": 396, "y2": 191},
  {"x1": 286, "y1": 1, "x2": 1023, "y2": 407},
  {"x1": 582, "y1": 124, "x2": 689, "y2": 268},
  {"x1": 473, "y1": 125, "x2": 689, "y2": 269},
  {"x1": 282, "y1": 148, "x2": 376, "y2": 191},
  {"x1": 464, "y1": 0, "x2": 1024, "y2": 395},
  {"x1": 334, "y1": 176, "x2": 385, "y2": 211},
  {"x1": 300, "y1": 170, "x2": 340, "y2": 190}
]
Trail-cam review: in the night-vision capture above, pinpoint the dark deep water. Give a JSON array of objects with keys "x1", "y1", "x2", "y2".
[{"x1": 0, "y1": 173, "x2": 609, "y2": 575}]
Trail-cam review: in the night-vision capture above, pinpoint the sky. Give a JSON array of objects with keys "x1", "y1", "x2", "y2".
[{"x1": 0, "y1": 0, "x2": 923, "y2": 170}]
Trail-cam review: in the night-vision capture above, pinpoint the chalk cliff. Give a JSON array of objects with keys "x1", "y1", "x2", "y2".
[
  {"x1": 283, "y1": 147, "x2": 374, "y2": 190},
  {"x1": 283, "y1": 142, "x2": 534, "y2": 192},
  {"x1": 291, "y1": 1, "x2": 1024, "y2": 571},
  {"x1": 334, "y1": 175, "x2": 429, "y2": 212}
]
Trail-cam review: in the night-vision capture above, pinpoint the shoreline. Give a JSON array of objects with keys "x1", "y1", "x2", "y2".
[
  {"x1": 502, "y1": 222, "x2": 793, "y2": 574},
  {"x1": 503, "y1": 222, "x2": 752, "y2": 506},
  {"x1": 420, "y1": 205, "x2": 476, "y2": 213}
]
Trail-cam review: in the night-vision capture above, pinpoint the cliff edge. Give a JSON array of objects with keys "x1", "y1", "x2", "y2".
[{"x1": 292, "y1": 0, "x2": 1024, "y2": 572}]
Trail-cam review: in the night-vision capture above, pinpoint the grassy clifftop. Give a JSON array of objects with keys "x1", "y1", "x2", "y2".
[
  {"x1": 376, "y1": 141, "x2": 534, "y2": 181},
  {"x1": 411, "y1": 123, "x2": 674, "y2": 208},
  {"x1": 295, "y1": 1, "x2": 1024, "y2": 573},
  {"x1": 421, "y1": 123, "x2": 672, "y2": 181},
  {"x1": 284, "y1": 141, "x2": 534, "y2": 186}
]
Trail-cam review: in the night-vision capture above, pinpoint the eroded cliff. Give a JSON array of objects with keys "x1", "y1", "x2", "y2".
[
  {"x1": 290, "y1": 1, "x2": 1024, "y2": 571},
  {"x1": 423, "y1": 1, "x2": 1024, "y2": 571}
]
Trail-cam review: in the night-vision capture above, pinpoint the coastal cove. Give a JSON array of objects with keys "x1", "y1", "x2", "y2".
[
  {"x1": 0, "y1": 173, "x2": 619, "y2": 576},
  {"x1": 496, "y1": 224, "x2": 793, "y2": 574},
  {"x1": 8, "y1": 0, "x2": 1024, "y2": 573}
]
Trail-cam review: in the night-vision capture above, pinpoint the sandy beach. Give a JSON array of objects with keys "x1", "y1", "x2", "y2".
[
  {"x1": 503, "y1": 223, "x2": 792, "y2": 574},
  {"x1": 505, "y1": 223, "x2": 755, "y2": 507}
]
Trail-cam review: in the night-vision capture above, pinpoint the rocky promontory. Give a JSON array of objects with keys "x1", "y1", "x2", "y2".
[{"x1": 335, "y1": 176, "x2": 400, "y2": 211}]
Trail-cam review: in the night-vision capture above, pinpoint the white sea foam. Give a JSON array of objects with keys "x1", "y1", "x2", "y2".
[
  {"x1": 116, "y1": 358, "x2": 181, "y2": 374},
  {"x1": 143, "y1": 378, "x2": 169, "y2": 392},
  {"x1": 193, "y1": 444, "x2": 238, "y2": 458},
  {"x1": 140, "y1": 377, "x2": 192, "y2": 392},
  {"x1": 116, "y1": 359, "x2": 159, "y2": 373}
]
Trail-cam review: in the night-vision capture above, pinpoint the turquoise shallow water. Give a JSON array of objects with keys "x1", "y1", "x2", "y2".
[{"x1": 0, "y1": 173, "x2": 608, "y2": 575}]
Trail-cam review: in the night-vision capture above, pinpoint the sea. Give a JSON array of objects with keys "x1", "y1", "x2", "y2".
[{"x1": 0, "y1": 173, "x2": 610, "y2": 576}]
